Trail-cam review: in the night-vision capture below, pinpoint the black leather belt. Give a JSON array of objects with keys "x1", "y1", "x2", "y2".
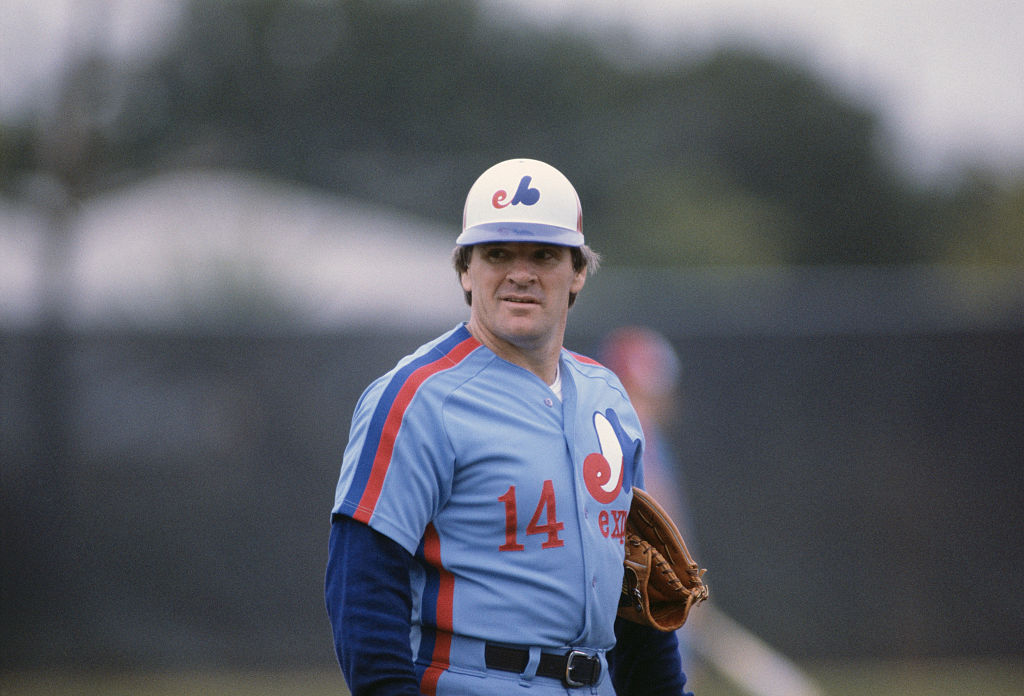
[{"x1": 484, "y1": 643, "x2": 601, "y2": 687}]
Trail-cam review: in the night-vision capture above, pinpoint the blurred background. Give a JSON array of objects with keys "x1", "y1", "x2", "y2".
[{"x1": 1, "y1": 1, "x2": 1022, "y2": 694}]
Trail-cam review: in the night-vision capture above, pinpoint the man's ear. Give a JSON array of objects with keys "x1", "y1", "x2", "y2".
[{"x1": 570, "y1": 266, "x2": 587, "y2": 294}]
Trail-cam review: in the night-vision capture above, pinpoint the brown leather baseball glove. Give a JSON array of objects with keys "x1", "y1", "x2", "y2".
[{"x1": 618, "y1": 487, "x2": 709, "y2": 632}]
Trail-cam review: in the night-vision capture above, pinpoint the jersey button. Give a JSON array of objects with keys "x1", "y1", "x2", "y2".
[{"x1": 543, "y1": 398, "x2": 554, "y2": 407}]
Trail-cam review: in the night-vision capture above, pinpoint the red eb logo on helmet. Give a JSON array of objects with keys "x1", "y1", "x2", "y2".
[{"x1": 492, "y1": 176, "x2": 541, "y2": 209}]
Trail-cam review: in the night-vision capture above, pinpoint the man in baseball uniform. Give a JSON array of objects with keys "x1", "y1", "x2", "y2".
[{"x1": 326, "y1": 159, "x2": 691, "y2": 695}]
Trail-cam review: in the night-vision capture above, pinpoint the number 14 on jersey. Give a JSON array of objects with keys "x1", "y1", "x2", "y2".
[{"x1": 498, "y1": 481, "x2": 565, "y2": 551}]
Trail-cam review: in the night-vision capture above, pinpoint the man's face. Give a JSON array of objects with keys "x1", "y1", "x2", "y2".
[{"x1": 460, "y1": 242, "x2": 586, "y2": 354}]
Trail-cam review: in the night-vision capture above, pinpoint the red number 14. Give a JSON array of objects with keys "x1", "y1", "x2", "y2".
[{"x1": 498, "y1": 480, "x2": 565, "y2": 551}]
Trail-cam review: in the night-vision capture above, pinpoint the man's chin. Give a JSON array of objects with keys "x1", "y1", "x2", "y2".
[{"x1": 494, "y1": 321, "x2": 546, "y2": 345}]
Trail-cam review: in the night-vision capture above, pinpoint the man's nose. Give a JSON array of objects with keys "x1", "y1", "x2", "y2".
[{"x1": 506, "y1": 256, "x2": 537, "y2": 283}]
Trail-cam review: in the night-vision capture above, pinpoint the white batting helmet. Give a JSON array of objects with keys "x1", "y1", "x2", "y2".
[{"x1": 457, "y1": 158, "x2": 584, "y2": 247}]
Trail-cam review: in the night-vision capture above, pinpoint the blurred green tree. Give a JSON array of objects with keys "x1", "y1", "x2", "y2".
[
  {"x1": 3, "y1": 0, "x2": 1020, "y2": 268},
  {"x1": 936, "y1": 175, "x2": 1024, "y2": 265}
]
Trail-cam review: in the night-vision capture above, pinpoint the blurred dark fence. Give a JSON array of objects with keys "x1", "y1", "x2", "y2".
[{"x1": 3, "y1": 281, "x2": 1023, "y2": 669}]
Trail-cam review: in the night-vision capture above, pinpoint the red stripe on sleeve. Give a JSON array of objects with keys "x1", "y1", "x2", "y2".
[
  {"x1": 570, "y1": 351, "x2": 603, "y2": 366},
  {"x1": 354, "y1": 337, "x2": 478, "y2": 523}
]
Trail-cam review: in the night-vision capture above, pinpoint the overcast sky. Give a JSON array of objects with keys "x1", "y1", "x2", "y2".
[{"x1": 2, "y1": 0, "x2": 1023, "y2": 180}]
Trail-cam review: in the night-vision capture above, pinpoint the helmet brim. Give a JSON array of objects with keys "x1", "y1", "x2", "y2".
[{"x1": 456, "y1": 222, "x2": 584, "y2": 247}]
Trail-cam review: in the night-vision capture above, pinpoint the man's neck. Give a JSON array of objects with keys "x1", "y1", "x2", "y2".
[{"x1": 464, "y1": 321, "x2": 561, "y2": 384}]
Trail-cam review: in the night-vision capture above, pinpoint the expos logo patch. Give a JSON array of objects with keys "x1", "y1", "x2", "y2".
[
  {"x1": 492, "y1": 175, "x2": 540, "y2": 209},
  {"x1": 583, "y1": 409, "x2": 638, "y2": 504}
]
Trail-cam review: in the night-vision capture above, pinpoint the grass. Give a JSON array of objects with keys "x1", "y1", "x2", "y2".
[
  {"x1": 2, "y1": 659, "x2": 1022, "y2": 696},
  {"x1": 0, "y1": 669, "x2": 345, "y2": 696},
  {"x1": 807, "y1": 658, "x2": 1024, "y2": 696},
  {"x1": 692, "y1": 658, "x2": 1024, "y2": 696}
]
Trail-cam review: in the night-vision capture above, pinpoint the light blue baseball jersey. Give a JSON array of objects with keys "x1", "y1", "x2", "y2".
[{"x1": 332, "y1": 323, "x2": 645, "y2": 691}]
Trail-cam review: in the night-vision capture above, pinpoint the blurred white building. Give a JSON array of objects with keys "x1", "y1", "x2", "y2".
[{"x1": 1, "y1": 169, "x2": 465, "y2": 331}]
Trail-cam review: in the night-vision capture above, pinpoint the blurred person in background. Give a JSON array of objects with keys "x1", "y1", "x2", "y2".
[
  {"x1": 599, "y1": 326, "x2": 700, "y2": 670},
  {"x1": 599, "y1": 326, "x2": 826, "y2": 696},
  {"x1": 598, "y1": 327, "x2": 692, "y2": 536}
]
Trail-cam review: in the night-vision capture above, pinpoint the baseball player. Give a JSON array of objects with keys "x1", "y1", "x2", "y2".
[{"x1": 325, "y1": 159, "x2": 691, "y2": 695}]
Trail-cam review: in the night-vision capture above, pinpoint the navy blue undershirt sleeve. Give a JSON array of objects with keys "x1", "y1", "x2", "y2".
[
  {"x1": 609, "y1": 616, "x2": 692, "y2": 696},
  {"x1": 325, "y1": 513, "x2": 420, "y2": 696}
]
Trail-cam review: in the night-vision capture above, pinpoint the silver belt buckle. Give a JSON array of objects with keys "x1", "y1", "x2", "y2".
[{"x1": 564, "y1": 650, "x2": 591, "y2": 687}]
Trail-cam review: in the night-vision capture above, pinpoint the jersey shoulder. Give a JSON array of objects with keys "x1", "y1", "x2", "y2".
[
  {"x1": 562, "y1": 348, "x2": 631, "y2": 398},
  {"x1": 563, "y1": 348, "x2": 620, "y2": 380},
  {"x1": 357, "y1": 324, "x2": 486, "y2": 413}
]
